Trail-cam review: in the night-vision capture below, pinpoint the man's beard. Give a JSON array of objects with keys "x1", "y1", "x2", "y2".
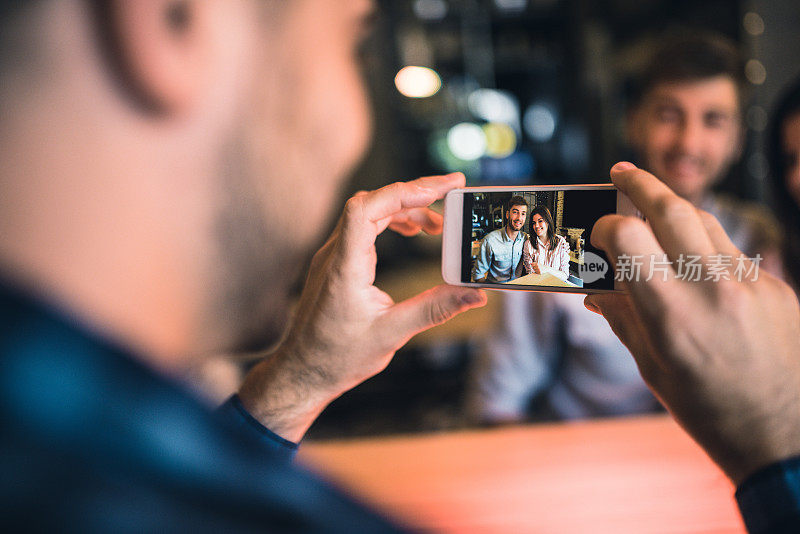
[{"x1": 209, "y1": 138, "x2": 306, "y2": 354}]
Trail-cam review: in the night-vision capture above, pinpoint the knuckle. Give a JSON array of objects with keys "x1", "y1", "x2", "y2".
[
  {"x1": 713, "y1": 279, "x2": 751, "y2": 320},
  {"x1": 309, "y1": 238, "x2": 338, "y2": 272},
  {"x1": 427, "y1": 297, "x2": 454, "y2": 326},
  {"x1": 343, "y1": 196, "x2": 364, "y2": 221},
  {"x1": 386, "y1": 182, "x2": 406, "y2": 196}
]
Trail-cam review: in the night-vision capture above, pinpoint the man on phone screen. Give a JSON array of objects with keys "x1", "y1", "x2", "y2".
[{"x1": 473, "y1": 196, "x2": 529, "y2": 283}]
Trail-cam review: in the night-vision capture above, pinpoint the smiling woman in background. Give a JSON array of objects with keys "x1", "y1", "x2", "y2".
[
  {"x1": 769, "y1": 78, "x2": 800, "y2": 293},
  {"x1": 516, "y1": 206, "x2": 570, "y2": 281}
]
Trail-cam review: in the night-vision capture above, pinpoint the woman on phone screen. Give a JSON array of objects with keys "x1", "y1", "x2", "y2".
[{"x1": 516, "y1": 206, "x2": 570, "y2": 280}]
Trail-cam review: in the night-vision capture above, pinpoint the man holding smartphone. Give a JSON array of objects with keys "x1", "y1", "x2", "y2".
[
  {"x1": 468, "y1": 30, "x2": 782, "y2": 424},
  {"x1": 473, "y1": 196, "x2": 529, "y2": 283},
  {"x1": 0, "y1": 0, "x2": 486, "y2": 530},
  {"x1": 1, "y1": 1, "x2": 798, "y2": 532}
]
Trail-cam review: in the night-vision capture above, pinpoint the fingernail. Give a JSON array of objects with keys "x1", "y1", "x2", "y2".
[
  {"x1": 611, "y1": 161, "x2": 636, "y2": 173},
  {"x1": 461, "y1": 290, "x2": 484, "y2": 305}
]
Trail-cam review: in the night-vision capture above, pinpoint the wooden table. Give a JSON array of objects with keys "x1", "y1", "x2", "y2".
[
  {"x1": 299, "y1": 415, "x2": 744, "y2": 533},
  {"x1": 505, "y1": 271, "x2": 578, "y2": 288}
]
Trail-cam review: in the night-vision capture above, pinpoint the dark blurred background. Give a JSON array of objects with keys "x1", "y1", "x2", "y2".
[{"x1": 301, "y1": 0, "x2": 800, "y2": 439}]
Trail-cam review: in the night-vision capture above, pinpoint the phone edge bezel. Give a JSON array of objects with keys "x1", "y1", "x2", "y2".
[{"x1": 443, "y1": 184, "x2": 637, "y2": 294}]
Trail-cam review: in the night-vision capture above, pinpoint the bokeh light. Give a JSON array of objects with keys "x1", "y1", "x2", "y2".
[
  {"x1": 395, "y1": 66, "x2": 442, "y2": 98},
  {"x1": 494, "y1": 0, "x2": 528, "y2": 13},
  {"x1": 413, "y1": 0, "x2": 448, "y2": 21},
  {"x1": 447, "y1": 123, "x2": 487, "y2": 161},
  {"x1": 482, "y1": 122, "x2": 517, "y2": 158},
  {"x1": 523, "y1": 103, "x2": 557, "y2": 142},
  {"x1": 743, "y1": 12, "x2": 765, "y2": 36},
  {"x1": 745, "y1": 59, "x2": 766, "y2": 85},
  {"x1": 468, "y1": 89, "x2": 520, "y2": 127}
]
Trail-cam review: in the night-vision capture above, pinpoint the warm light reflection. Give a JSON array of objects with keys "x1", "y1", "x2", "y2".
[
  {"x1": 394, "y1": 66, "x2": 442, "y2": 98},
  {"x1": 447, "y1": 122, "x2": 486, "y2": 161},
  {"x1": 483, "y1": 122, "x2": 517, "y2": 158},
  {"x1": 745, "y1": 59, "x2": 766, "y2": 85},
  {"x1": 743, "y1": 12, "x2": 765, "y2": 36},
  {"x1": 468, "y1": 89, "x2": 519, "y2": 125}
]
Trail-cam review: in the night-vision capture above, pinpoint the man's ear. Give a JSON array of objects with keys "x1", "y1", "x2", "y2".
[{"x1": 95, "y1": 1, "x2": 212, "y2": 115}]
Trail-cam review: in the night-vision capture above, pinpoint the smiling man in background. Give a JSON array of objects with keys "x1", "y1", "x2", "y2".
[
  {"x1": 2, "y1": 2, "x2": 800, "y2": 533},
  {"x1": 628, "y1": 31, "x2": 780, "y2": 260},
  {"x1": 468, "y1": 30, "x2": 781, "y2": 425}
]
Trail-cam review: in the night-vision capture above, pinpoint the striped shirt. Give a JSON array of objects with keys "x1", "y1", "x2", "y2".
[{"x1": 517, "y1": 234, "x2": 570, "y2": 279}]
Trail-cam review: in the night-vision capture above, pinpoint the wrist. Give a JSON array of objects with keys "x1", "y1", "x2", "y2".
[{"x1": 238, "y1": 344, "x2": 339, "y2": 443}]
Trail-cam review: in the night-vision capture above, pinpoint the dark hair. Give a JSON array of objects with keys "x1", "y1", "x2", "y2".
[
  {"x1": 633, "y1": 30, "x2": 747, "y2": 112},
  {"x1": 507, "y1": 195, "x2": 528, "y2": 211},
  {"x1": 767, "y1": 77, "x2": 800, "y2": 290},
  {"x1": 505, "y1": 196, "x2": 528, "y2": 230},
  {"x1": 529, "y1": 206, "x2": 557, "y2": 252}
]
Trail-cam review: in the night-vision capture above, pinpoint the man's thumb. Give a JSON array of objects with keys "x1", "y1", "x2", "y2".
[{"x1": 382, "y1": 284, "x2": 487, "y2": 344}]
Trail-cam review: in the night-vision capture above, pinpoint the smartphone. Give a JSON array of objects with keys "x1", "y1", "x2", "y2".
[{"x1": 442, "y1": 184, "x2": 641, "y2": 293}]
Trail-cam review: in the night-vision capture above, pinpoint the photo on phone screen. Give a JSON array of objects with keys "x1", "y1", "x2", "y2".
[{"x1": 450, "y1": 187, "x2": 624, "y2": 292}]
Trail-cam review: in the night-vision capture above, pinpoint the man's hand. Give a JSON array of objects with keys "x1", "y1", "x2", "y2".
[
  {"x1": 585, "y1": 162, "x2": 800, "y2": 485},
  {"x1": 239, "y1": 173, "x2": 487, "y2": 442}
]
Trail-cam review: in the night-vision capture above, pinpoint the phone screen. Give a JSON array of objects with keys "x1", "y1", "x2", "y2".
[{"x1": 462, "y1": 189, "x2": 618, "y2": 291}]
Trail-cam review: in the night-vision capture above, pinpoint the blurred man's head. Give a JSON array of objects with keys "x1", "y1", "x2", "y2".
[
  {"x1": 505, "y1": 196, "x2": 528, "y2": 233},
  {"x1": 627, "y1": 31, "x2": 746, "y2": 205},
  {"x1": 0, "y1": 0, "x2": 375, "y2": 362}
]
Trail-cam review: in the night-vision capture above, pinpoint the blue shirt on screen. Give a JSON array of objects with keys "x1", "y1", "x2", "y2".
[{"x1": 473, "y1": 228, "x2": 527, "y2": 282}]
